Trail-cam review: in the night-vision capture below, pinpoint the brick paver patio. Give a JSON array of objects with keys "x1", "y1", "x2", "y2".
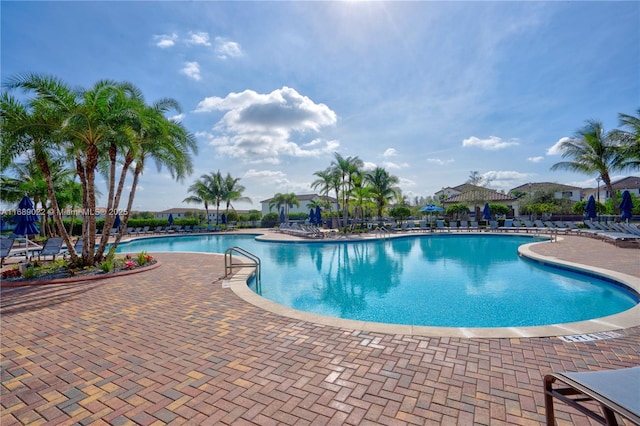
[{"x1": 1, "y1": 234, "x2": 639, "y2": 425}]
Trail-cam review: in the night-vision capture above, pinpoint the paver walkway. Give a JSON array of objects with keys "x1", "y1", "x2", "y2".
[{"x1": 1, "y1": 235, "x2": 639, "y2": 425}]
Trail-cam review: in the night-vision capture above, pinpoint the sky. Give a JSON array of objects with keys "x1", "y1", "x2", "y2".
[{"x1": 2, "y1": 1, "x2": 638, "y2": 212}]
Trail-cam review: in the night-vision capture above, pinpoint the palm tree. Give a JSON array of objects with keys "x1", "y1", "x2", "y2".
[
  {"x1": 221, "y1": 172, "x2": 251, "y2": 216},
  {"x1": 1, "y1": 76, "x2": 77, "y2": 256},
  {"x1": 184, "y1": 171, "x2": 222, "y2": 226},
  {"x1": 550, "y1": 120, "x2": 622, "y2": 213},
  {"x1": 611, "y1": 109, "x2": 640, "y2": 170},
  {"x1": 269, "y1": 193, "x2": 299, "y2": 221},
  {"x1": 331, "y1": 153, "x2": 363, "y2": 233},
  {"x1": 365, "y1": 166, "x2": 400, "y2": 223},
  {"x1": 184, "y1": 179, "x2": 213, "y2": 224}
]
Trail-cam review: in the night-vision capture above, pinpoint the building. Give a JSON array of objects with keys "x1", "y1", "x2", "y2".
[
  {"x1": 439, "y1": 184, "x2": 519, "y2": 218},
  {"x1": 153, "y1": 208, "x2": 250, "y2": 222},
  {"x1": 509, "y1": 182, "x2": 582, "y2": 202},
  {"x1": 584, "y1": 176, "x2": 640, "y2": 203},
  {"x1": 260, "y1": 194, "x2": 338, "y2": 216}
]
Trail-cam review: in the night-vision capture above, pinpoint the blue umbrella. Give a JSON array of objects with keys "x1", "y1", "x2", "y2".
[
  {"x1": 309, "y1": 208, "x2": 315, "y2": 225},
  {"x1": 315, "y1": 206, "x2": 322, "y2": 226},
  {"x1": 14, "y1": 195, "x2": 39, "y2": 236},
  {"x1": 279, "y1": 207, "x2": 285, "y2": 224},
  {"x1": 113, "y1": 214, "x2": 121, "y2": 229},
  {"x1": 168, "y1": 213, "x2": 174, "y2": 226},
  {"x1": 419, "y1": 204, "x2": 444, "y2": 213},
  {"x1": 14, "y1": 195, "x2": 39, "y2": 259},
  {"x1": 482, "y1": 203, "x2": 491, "y2": 220},
  {"x1": 619, "y1": 190, "x2": 633, "y2": 221},
  {"x1": 584, "y1": 195, "x2": 597, "y2": 220},
  {"x1": 221, "y1": 213, "x2": 227, "y2": 225}
]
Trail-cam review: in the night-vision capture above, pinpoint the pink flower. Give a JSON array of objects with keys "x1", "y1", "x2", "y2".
[{"x1": 124, "y1": 260, "x2": 137, "y2": 269}]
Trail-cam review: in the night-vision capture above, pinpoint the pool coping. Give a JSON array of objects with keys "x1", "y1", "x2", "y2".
[{"x1": 226, "y1": 234, "x2": 640, "y2": 338}]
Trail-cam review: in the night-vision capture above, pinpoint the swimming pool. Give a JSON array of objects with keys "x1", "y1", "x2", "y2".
[{"x1": 116, "y1": 234, "x2": 638, "y2": 328}]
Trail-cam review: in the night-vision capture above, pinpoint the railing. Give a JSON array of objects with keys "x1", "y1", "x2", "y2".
[
  {"x1": 375, "y1": 226, "x2": 391, "y2": 239},
  {"x1": 224, "y1": 246, "x2": 261, "y2": 290}
]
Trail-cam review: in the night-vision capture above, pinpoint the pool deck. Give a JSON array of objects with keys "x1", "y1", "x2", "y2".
[{"x1": 1, "y1": 230, "x2": 639, "y2": 425}]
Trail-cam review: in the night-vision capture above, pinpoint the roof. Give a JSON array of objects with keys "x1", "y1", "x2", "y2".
[
  {"x1": 610, "y1": 176, "x2": 640, "y2": 190},
  {"x1": 510, "y1": 182, "x2": 581, "y2": 193},
  {"x1": 445, "y1": 189, "x2": 516, "y2": 203},
  {"x1": 156, "y1": 208, "x2": 252, "y2": 215}
]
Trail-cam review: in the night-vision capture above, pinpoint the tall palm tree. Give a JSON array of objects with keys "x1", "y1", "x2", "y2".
[
  {"x1": 221, "y1": 172, "x2": 251, "y2": 216},
  {"x1": 365, "y1": 166, "x2": 400, "y2": 223},
  {"x1": 611, "y1": 109, "x2": 640, "y2": 170},
  {"x1": 331, "y1": 153, "x2": 363, "y2": 233},
  {"x1": 184, "y1": 179, "x2": 213, "y2": 224},
  {"x1": 269, "y1": 193, "x2": 299, "y2": 221},
  {"x1": 550, "y1": 120, "x2": 622, "y2": 212}
]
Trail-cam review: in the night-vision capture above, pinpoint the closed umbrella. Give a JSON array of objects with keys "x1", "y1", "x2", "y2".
[
  {"x1": 221, "y1": 213, "x2": 227, "y2": 225},
  {"x1": 13, "y1": 195, "x2": 40, "y2": 259},
  {"x1": 279, "y1": 207, "x2": 285, "y2": 224},
  {"x1": 482, "y1": 203, "x2": 491, "y2": 221},
  {"x1": 584, "y1": 195, "x2": 597, "y2": 220},
  {"x1": 619, "y1": 190, "x2": 633, "y2": 221},
  {"x1": 113, "y1": 214, "x2": 121, "y2": 229},
  {"x1": 309, "y1": 208, "x2": 315, "y2": 225},
  {"x1": 315, "y1": 206, "x2": 322, "y2": 226},
  {"x1": 168, "y1": 213, "x2": 174, "y2": 227}
]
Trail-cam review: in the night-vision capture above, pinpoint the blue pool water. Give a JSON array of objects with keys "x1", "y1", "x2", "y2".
[{"x1": 117, "y1": 234, "x2": 638, "y2": 328}]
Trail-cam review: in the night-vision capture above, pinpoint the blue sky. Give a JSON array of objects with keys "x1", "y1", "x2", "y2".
[{"x1": 2, "y1": 1, "x2": 638, "y2": 212}]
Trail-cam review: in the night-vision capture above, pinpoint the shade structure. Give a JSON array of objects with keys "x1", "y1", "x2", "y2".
[
  {"x1": 419, "y1": 204, "x2": 444, "y2": 213},
  {"x1": 13, "y1": 195, "x2": 40, "y2": 260},
  {"x1": 13, "y1": 195, "x2": 40, "y2": 236},
  {"x1": 113, "y1": 214, "x2": 121, "y2": 229},
  {"x1": 584, "y1": 195, "x2": 597, "y2": 219},
  {"x1": 619, "y1": 190, "x2": 633, "y2": 220},
  {"x1": 482, "y1": 203, "x2": 491, "y2": 220},
  {"x1": 168, "y1": 213, "x2": 174, "y2": 226},
  {"x1": 315, "y1": 206, "x2": 322, "y2": 225},
  {"x1": 221, "y1": 213, "x2": 227, "y2": 225},
  {"x1": 279, "y1": 207, "x2": 285, "y2": 224},
  {"x1": 309, "y1": 209, "x2": 315, "y2": 225}
]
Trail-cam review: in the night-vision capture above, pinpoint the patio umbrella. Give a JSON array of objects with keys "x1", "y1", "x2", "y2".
[
  {"x1": 279, "y1": 207, "x2": 285, "y2": 224},
  {"x1": 315, "y1": 206, "x2": 322, "y2": 226},
  {"x1": 113, "y1": 214, "x2": 121, "y2": 229},
  {"x1": 168, "y1": 213, "x2": 174, "y2": 226},
  {"x1": 482, "y1": 203, "x2": 491, "y2": 220},
  {"x1": 221, "y1": 213, "x2": 227, "y2": 225},
  {"x1": 309, "y1": 208, "x2": 315, "y2": 225},
  {"x1": 419, "y1": 204, "x2": 444, "y2": 213},
  {"x1": 13, "y1": 195, "x2": 40, "y2": 259},
  {"x1": 584, "y1": 195, "x2": 597, "y2": 220},
  {"x1": 619, "y1": 190, "x2": 633, "y2": 221}
]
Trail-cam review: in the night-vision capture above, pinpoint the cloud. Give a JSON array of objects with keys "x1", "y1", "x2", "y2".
[
  {"x1": 153, "y1": 33, "x2": 178, "y2": 48},
  {"x1": 185, "y1": 31, "x2": 211, "y2": 46},
  {"x1": 527, "y1": 156, "x2": 544, "y2": 163},
  {"x1": 215, "y1": 37, "x2": 243, "y2": 59},
  {"x1": 383, "y1": 148, "x2": 398, "y2": 157},
  {"x1": 481, "y1": 170, "x2": 534, "y2": 190},
  {"x1": 426, "y1": 157, "x2": 454, "y2": 165},
  {"x1": 462, "y1": 136, "x2": 520, "y2": 150},
  {"x1": 546, "y1": 137, "x2": 572, "y2": 155},
  {"x1": 382, "y1": 161, "x2": 408, "y2": 170},
  {"x1": 195, "y1": 87, "x2": 338, "y2": 163},
  {"x1": 180, "y1": 62, "x2": 201, "y2": 81},
  {"x1": 169, "y1": 113, "x2": 185, "y2": 122},
  {"x1": 362, "y1": 161, "x2": 377, "y2": 171}
]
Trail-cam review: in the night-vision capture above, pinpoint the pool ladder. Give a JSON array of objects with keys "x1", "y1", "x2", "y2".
[
  {"x1": 375, "y1": 226, "x2": 392, "y2": 239},
  {"x1": 224, "y1": 246, "x2": 261, "y2": 289}
]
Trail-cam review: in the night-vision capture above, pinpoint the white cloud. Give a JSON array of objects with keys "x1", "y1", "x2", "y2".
[
  {"x1": 215, "y1": 37, "x2": 243, "y2": 59},
  {"x1": 481, "y1": 170, "x2": 534, "y2": 190},
  {"x1": 426, "y1": 157, "x2": 454, "y2": 165},
  {"x1": 462, "y1": 136, "x2": 520, "y2": 150},
  {"x1": 546, "y1": 137, "x2": 572, "y2": 155},
  {"x1": 399, "y1": 177, "x2": 416, "y2": 188},
  {"x1": 195, "y1": 87, "x2": 338, "y2": 163},
  {"x1": 153, "y1": 33, "x2": 178, "y2": 48},
  {"x1": 169, "y1": 113, "x2": 185, "y2": 122},
  {"x1": 382, "y1": 161, "x2": 408, "y2": 170},
  {"x1": 180, "y1": 62, "x2": 201, "y2": 81},
  {"x1": 362, "y1": 161, "x2": 377, "y2": 171},
  {"x1": 383, "y1": 148, "x2": 398, "y2": 157},
  {"x1": 185, "y1": 31, "x2": 211, "y2": 46},
  {"x1": 527, "y1": 156, "x2": 544, "y2": 163}
]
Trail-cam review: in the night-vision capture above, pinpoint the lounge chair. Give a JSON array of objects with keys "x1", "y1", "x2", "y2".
[
  {"x1": 544, "y1": 367, "x2": 640, "y2": 426},
  {"x1": 418, "y1": 220, "x2": 430, "y2": 232},
  {"x1": 488, "y1": 221, "x2": 499, "y2": 231},
  {"x1": 35, "y1": 237, "x2": 64, "y2": 261},
  {"x1": 1, "y1": 238, "x2": 15, "y2": 267},
  {"x1": 499, "y1": 219, "x2": 514, "y2": 232},
  {"x1": 448, "y1": 220, "x2": 458, "y2": 232},
  {"x1": 459, "y1": 220, "x2": 469, "y2": 232},
  {"x1": 435, "y1": 220, "x2": 447, "y2": 232},
  {"x1": 469, "y1": 221, "x2": 479, "y2": 231}
]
